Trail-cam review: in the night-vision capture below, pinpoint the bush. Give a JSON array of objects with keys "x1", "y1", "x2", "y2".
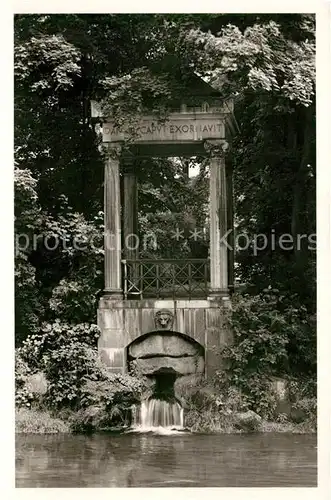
[
  {"x1": 14, "y1": 167, "x2": 43, "y2": 345},
  {"x1": 16, "y1": 408, "x2": 70, "y2": 433},
  {"x1": 49, "y1": 276, "x2": 102, "y2": 324},
  {"x1": 15, "y1": 352, "x2": 37, "y2": 409},
  {"x1": 176, "y1": 378, "x2": 247, "y2": 433},
  {"x1": 215, "y1": 289, "x2": 316, "y2": 419},
  {"x1": 287, "y1": 377, "x2": 317, "y2": 428},
  {"x1": 17, "y1": 321, "x2": 100, "y2": 408},
  {"x1": 16, "y1": 320, "x2": 149, "y2": 432},
  {"x1": 43, "y1": 344, "x2": 102, "y2": 408},
  {"x1": 71, "y1": 372, "x2": 147, "y2": 432},
  {"x1": 15, "y1": 253, "x2": 42, "y2": 346},
  {"x1": 17, "y1": 320, "x2": 100, "y2": 369}
]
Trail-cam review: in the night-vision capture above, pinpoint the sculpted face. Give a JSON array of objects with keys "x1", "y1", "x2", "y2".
[
  {"x1": 159, "y1": 313, "x2": 170, "y2": 326},
  {"x1": 155, "y1": 310, "x2": 173, "y2": 329}
]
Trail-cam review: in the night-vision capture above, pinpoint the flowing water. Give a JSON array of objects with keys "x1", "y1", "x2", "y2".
[
  {"x1": 16, "y1": 432, "x2": 317, "y2": 487},
  {"x1": 132, "y1": 399, "x2": 184, "y2": 432}
]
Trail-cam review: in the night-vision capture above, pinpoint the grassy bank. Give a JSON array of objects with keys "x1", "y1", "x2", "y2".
[
  {"x1": 15, "y1": 406, "x2": 316, "y2": 435},
  {"x1": 16, "y1": 408, "x2": 70, "y2": 434},
  {"x1": 176, "y1": 377, "x2": 317, "y2": 435},
  {"x1": 184, "y1": 409, "x2": 316, "y2": 434}
]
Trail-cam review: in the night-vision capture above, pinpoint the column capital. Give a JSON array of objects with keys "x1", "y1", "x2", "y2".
[
  {"x1": 103, "y1": 142, "x2": 122, "y2": 160},
  {"x1": 204, "y1": 139, "x2": 229, "y2": 158}
]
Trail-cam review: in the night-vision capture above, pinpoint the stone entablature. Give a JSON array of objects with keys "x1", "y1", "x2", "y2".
[
  {"x1": 102, "y1": 114, "x2": 227, "y2": 143},
  {"x1": 91, "y1": 98, "x2": 235, "y2": 145}
]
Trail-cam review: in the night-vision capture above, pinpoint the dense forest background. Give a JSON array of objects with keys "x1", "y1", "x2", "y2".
[{"x1": 14, "y1": 14, "x2": 316, "y2": 397}]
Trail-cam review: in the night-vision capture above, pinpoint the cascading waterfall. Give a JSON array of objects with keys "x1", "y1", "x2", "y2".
[{"x1": 132, "y1": 399, "x2": 184, "y2": 432}]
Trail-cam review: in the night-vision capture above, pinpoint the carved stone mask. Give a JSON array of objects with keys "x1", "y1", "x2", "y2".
[{"x1": 154, "y1": 310, "x2": 174, "y2": 330}]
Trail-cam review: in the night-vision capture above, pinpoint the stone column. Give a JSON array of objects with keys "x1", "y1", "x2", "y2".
[
  {"x1": 104, "y1": 143, "x2": 122, "y2": 297},
  {"x1": 205, "y1": 140, "x2": 229, "y2": 297}
]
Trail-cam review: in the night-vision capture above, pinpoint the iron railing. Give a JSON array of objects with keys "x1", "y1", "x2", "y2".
[{"x1": 122, "y1": 259, "x2": 210, "y2": 299}]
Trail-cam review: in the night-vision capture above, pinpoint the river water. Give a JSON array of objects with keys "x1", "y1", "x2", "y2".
[{"x1": 16, "y1": 433, "x2": 317, "y2": 487}]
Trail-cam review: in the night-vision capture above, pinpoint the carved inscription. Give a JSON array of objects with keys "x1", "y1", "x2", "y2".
[{"x1": 102, "y1": 117, "x2": 225, "y2": 143}]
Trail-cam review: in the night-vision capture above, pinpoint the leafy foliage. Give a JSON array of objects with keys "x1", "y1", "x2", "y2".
[
  {"x1": 71, "y1": 373, "x2": 147, "y2": 431},
  {"x1": 287, "y1": 377, "x2": 316, "y2": 428},
  {"x1": 17, "y1": 320, "x2": 146, "y2": 431},
  {"x1": 15, "y1": 352, "x2": 36, "y2": 408},
  {"x1": 216, "y1": 289, "x2": 316, "y2": 418},
  {"x1": 184, "y1": 20, "x2": 315, "y2": 105},
  {"x1": 16, "y1": 408, "x2": 70, "y2": 433},
  {"x1": 17, "y1": 321, "x2": 100, "y2": 407},
  {"x1": 177, "y1": 378, "x2": 256, "y2": 433},
  {"x1": 100, "y1": 68, "x2": 173, "y2": 135},
  {"x1": 15, "y1": 167, "x2": 44, "y2": 343},
  {"x1": 43, "y1": 206, "x2": 104, "y2": 323},
  {"x1": 15, "y1": 34, "x2": 81, "y2": 91},
  {"x1": 15, "y1": 253, "x2": 42, "y2": 345}
]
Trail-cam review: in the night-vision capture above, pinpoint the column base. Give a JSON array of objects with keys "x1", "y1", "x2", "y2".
[
  {"x1": 207, "y1": 288, "x2": 229, "y2": 300},
  {"x1": 103, "y1": 288, "x2": 123, "y2": 299}
]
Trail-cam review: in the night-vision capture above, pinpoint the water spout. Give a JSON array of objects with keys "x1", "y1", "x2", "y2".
[{"x1": 132, "y1": 399, "x2": 184, "y2": 433}]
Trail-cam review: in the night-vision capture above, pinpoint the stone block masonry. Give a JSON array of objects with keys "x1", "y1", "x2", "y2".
[{"x1": 97, "y1": 298, "x2": 232, "y2": 378}]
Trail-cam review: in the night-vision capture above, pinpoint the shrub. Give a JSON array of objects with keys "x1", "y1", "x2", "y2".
[
  {"x1": 215, "y1": 289, "x2": 316, "y2": 419},
  {"x1": 24, "y1": 371, "x2": 48, "y2": 395},
  {"x1": 287, "y1": 377, "x2": 317, "y2": 428},
  {"x1": 17, "y1": 320, "x2": 100, "y2": 369},
  {"x1": 71, "y1": 372, "x2": 147, "y2": 432},
  {"x1": 17, "y1": 321, "x2": 101, "y2": 408},
  {"x1": 176, "y1": 378, "x2": 247, "y2": 433},
  {"x1": 49, "y1": 277, "x2": 101, "y2": 324},
  {"x1": 15, "y1": 352, "x2": 37, "y2": 409},
  {"x1": 16, "y1": 408, "x2": 70, "y2": 433},
  {"x1": 16, "y1": 320, "x2": 149, "y2": 432},
  {"x1": 14, "y1": 167, "x2": 43, "y2": 345},
  {"x1": 43, "y1": 344, "x2": 102, "y2": 408}
]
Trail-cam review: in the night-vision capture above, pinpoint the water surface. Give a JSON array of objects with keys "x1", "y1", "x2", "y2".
[{"x1": 16, "y1": 433, "x2": 317, "y2": 487}]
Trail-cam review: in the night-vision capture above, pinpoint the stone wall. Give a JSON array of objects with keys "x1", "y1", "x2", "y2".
[{"x1": 97, "y1": 298, "x2": 232, "y2": 377}]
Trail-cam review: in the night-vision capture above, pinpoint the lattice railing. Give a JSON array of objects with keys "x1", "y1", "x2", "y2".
[{"x1": 122, "y1": 259, "x2": 210, "y2": 299}]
